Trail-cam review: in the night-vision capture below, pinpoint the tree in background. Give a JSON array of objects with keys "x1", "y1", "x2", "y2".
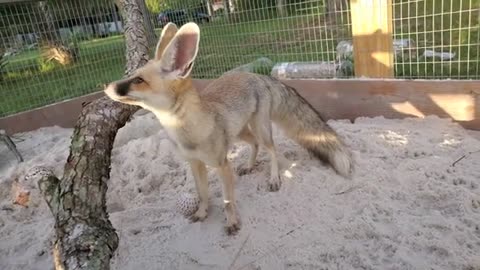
[
  {"x1": 0, "y1": 3, "x2": 37, "y2": 49},
  {"x1": 146, "y1": 0, "x2": 169, "y2": 13},
  {"x1": 222, "y1": 0, "x2": 230, "y2": 20},
  {"x1": 36, "y1": 1, "x2": 78, "y2": 66},
  {"x1": 35, "y1": 0, "x2": 114, "y2": 66},
  {"x1": 325, "y1": 0, "x2": 348, "y2": 24},
  {"x1": 137, "y1": 0, "x2": 157, "y2": 48},
  {"x1": 0, "y1": 0, "x2": 127, "y2": 66},
  {"x1": 276, "y1": 0, "x2": 286, "y2": 17},
  {"x1": 146, "y1": 0, "x2": 210, "y2": 15},
  {"x1": 205, "y1": 0, "x2": 213, "y2": 16}
]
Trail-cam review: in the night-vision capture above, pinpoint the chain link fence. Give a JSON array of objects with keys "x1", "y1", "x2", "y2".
[{"x1": 0, "y1": 0, "x2": 479, "y2": 118}]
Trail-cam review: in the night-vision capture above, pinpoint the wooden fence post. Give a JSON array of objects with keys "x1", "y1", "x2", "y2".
[{"x1": 350, "y1": 0, "x2": 394, "y2": 78}]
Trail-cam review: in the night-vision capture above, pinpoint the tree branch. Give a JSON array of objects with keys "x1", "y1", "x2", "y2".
[{"x1": 32, "y1": 0, "x2": 149, "y2": 269}]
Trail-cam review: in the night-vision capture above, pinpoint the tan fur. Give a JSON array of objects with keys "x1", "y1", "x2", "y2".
[{"x1": 104, "y1": 22, "x2": 354, "y2": 235}]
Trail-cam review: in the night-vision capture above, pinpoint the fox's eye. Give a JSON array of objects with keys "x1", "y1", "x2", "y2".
[{"x1": 132, "y1": 77, "x2": 144, "y2": 84}]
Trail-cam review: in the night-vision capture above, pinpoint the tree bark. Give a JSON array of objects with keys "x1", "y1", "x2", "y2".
[{"x1": 33, "y1": 0, "x2": 149, "y2": 269}]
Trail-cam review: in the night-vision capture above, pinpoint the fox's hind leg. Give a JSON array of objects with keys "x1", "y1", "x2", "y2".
[
  {"x1": 237, "y1": 126, "x2": 259, "y2": 175},
  {"x1": 216, "y1": 158, "x2": 240, "y2": 235},
  {"x1": 250, "y1": 115, "x2": 281, "y2": 192}
]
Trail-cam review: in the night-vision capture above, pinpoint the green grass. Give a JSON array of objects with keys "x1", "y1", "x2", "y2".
[
  {"x1": 0, "y1": 35, "x2": 126, "y2": 117},
  {"x1": 1, "y1": 0, "x2": 479, "y2": 117},
  {"x1": 193, "y1": 12, "x2": 351, "y2": 77},
  {"x1": 0, "y1": 12, "x2": 349, "y2": 117}
]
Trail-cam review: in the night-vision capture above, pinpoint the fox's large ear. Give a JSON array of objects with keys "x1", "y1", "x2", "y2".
[
  {"x1": 154, "y1": 22, "x2": 178, "y2": 61},
  {"x1": 158, "y1": 22, "x2": 200, "y2": 78}
]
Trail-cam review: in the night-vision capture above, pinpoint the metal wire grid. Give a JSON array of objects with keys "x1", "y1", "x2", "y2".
[
  {"x1": 392, "y1": 0, "x2": 480, "y2": 79},
  {"x1": 0, "y1": 0, "x2": 354, "y2": 118},
  {"x1": 0, "y1": 0, "x2": 479, "y2": 118},
  {"x1": 175, "y1": 0, "x2": 353, "y2": 78},
  {"x1": 0, "y1": 0, "x2": 126, "y2": 117}
]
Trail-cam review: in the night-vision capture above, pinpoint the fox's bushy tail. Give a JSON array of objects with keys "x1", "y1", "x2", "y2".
[{"x1": 265, "y1": 76, "x2": 354, "y2": 177}]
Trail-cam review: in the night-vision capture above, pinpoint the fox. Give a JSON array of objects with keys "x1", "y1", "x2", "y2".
[{"x1": 104, "y1": 22, "x2": 354, "y2": 235}]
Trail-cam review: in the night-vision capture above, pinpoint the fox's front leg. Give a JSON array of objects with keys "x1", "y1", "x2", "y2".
[
  {"x1": 217, "y1": 159, "x2": 240, "y2": 235},
  {"x1": 189, "y1": 159, "x2": 209, "y2": 222}
]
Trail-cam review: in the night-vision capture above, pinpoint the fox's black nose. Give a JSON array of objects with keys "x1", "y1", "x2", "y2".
[{"x1": 115, "y1": 79, "x2": 133, "y2": 96}]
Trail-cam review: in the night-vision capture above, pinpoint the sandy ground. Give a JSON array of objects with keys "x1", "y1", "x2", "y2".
[{"x1": 1, "y1": 112, "x2": 480, "y2": 270}]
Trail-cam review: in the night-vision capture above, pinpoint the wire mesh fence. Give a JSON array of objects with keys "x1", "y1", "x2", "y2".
[
  {"x1": 0, "y1": 0, "x2": 479, "y2": 118},
  {"x1": 0, "y1": 0, "x2": 126, "y2": 117},
  {"x1": 392, "y1": 0, "x2": 480, "y2": 79}
]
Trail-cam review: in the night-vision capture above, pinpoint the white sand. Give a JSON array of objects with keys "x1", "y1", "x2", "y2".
[{"x1": 1, "y1": 112, "x2": 480, "y2": 270}]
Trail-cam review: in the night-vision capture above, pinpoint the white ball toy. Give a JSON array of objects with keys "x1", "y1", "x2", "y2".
[{"x1": 176, "y1": 192, "x2": 200, "y2": 216}]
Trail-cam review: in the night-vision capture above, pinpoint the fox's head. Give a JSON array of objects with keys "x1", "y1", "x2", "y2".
[{"x1": 104, "y1": 22, "x2": 200, "y2": 111}]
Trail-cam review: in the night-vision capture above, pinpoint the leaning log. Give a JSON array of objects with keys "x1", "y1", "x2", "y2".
[{"x1": 30, "y1": 0, "x2": 149, "y2": 269}]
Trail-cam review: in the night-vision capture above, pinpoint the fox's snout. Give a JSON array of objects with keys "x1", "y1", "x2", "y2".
[
  {"x1": 108, "y1": 79, "x2": 133, "y2": 96},
  {"x1": 104, "y1": 78, "x2": 137, "y2": 102}
]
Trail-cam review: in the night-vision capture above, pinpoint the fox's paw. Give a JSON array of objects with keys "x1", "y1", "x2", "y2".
[
  {"x1": 224, "y1": 206, "x2": 241, "y2": 235},
  {"x1": 236, "y1": 161, "x2": 260, "y2": 176},
  {"x1": 224, "y1": 222, "x2": 241, "y2": 235},
  {"x1": 267, "y1": 176, "x2": 281, "y2": 192},
  {"x1": 237, "y1": 166, "x2": 254, "y2": 176},
  {"x1": 189, "y1": 208, "x2": 208, "y2": 223}
]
